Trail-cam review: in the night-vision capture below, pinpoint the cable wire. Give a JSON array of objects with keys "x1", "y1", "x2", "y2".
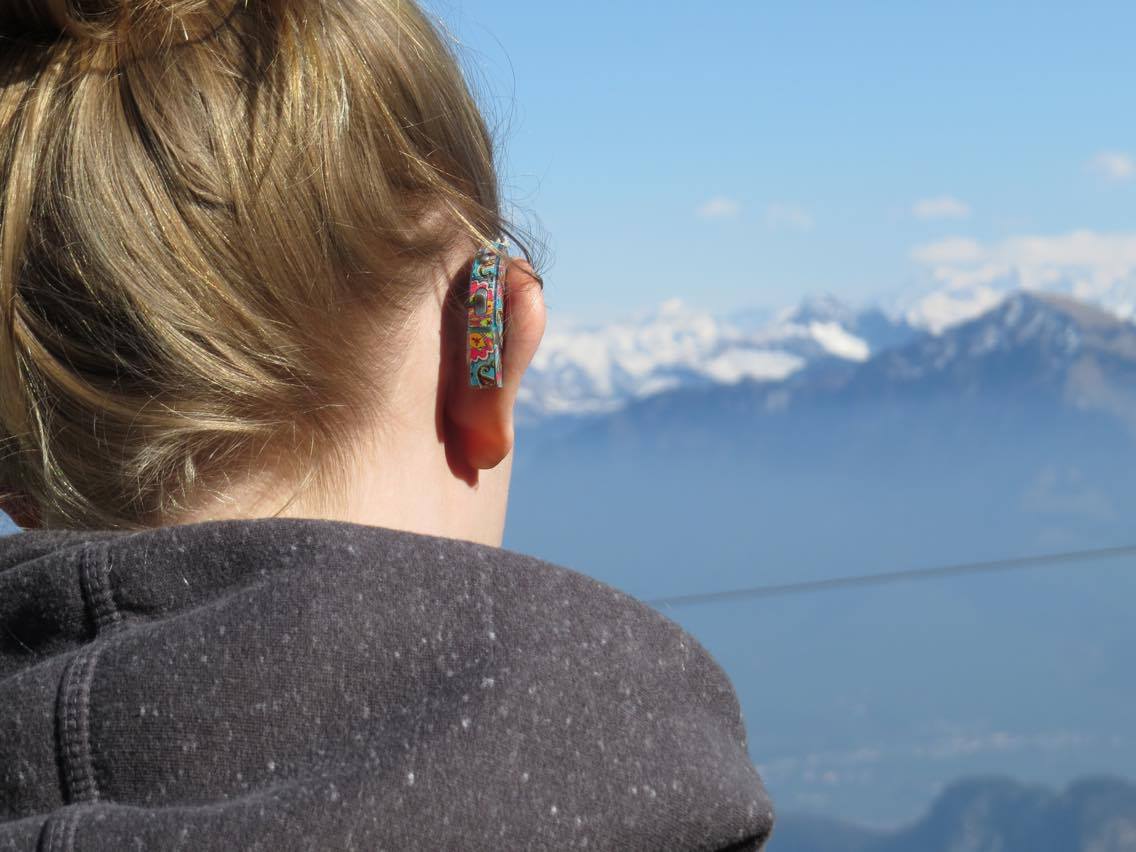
[{"x1": 647, "y1": 543, "x2": 1136, "y2": 609}]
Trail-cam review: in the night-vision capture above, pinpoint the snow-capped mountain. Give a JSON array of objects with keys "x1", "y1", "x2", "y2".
[
  {"x1": 901, "y1": 230, "x2": 1136, "y2": 333},
  {"x1": 518, "y1": 294, "x2": 916, "y2": 423},
  {"x1": 542, "y1": 289, "x2": 1136, "y2": 455},
  {"x1": 518, "y1": 299, "x2": 800, "y2": 422},
  {"x1": 763, "y1": 294, "x2": 919, "y2": 362},
  {"x1": 864, "y1": 291, "x2": 1136, "y2": 391},
  {"x1": 518, "y1": 281, "x2": 1136, "y2": 423}
]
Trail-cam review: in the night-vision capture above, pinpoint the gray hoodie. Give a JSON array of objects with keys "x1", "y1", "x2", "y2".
[{"x1": 0, "y1": 518, "x2": 774, "y2": 850}]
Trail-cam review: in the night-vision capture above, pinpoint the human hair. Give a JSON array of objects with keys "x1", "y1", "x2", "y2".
[{"x1": 0, "y1": 0, "x2": 525, "y2": 529}]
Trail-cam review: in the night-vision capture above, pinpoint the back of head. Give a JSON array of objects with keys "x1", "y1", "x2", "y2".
[{"x1": 0, "y1": 0, "x2": 509, "y2": 528}]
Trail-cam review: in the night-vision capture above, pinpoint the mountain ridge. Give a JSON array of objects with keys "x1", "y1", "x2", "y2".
[
  {"x1": 771, "y1": 775, "x2": 1136, "y2": 852},
  {"x1": 528, "y1": 289, "x2": 1136, "y2": 453},
  {"x1": 520, "y1": 288, "x2": 1136, "y2": 425},
  {"x1": 518, "y1": 291, "x2": 919, "y2": 423}
]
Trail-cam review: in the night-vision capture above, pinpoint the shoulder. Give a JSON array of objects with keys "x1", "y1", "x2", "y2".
[{"x1": 4, "y1": 518, "x2": 775, "y2": 850}]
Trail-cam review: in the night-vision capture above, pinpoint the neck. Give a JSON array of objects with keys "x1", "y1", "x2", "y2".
[{"x1": 179, "y1": 298, "x2": 513, "y2": 546}]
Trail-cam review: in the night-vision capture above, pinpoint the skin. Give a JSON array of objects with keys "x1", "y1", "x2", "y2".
[
  {"x1": 324, "y1": 250, "x2": 548, "y2": 547},
  {"x1": 1, "y1": 250, "x2": 548, "y2": 547}
]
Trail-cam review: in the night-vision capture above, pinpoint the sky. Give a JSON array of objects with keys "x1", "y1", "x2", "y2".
[{"x1": 425, "y1": 0, "x2": 1136, "y2": 322}]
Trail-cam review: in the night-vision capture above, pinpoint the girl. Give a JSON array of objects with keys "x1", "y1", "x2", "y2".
[{"x1": 0, "y1": 2, "x2": 773, "y2": 848}]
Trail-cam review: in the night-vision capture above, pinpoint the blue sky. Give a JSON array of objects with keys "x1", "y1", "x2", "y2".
[{"x1": 429, "y1": 1, "x2": 1136, "y2": 320}]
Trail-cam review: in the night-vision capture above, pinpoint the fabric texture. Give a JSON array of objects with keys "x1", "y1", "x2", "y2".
[{"x1": 0, "y1": 518, "x2": 774, "y2": 850}]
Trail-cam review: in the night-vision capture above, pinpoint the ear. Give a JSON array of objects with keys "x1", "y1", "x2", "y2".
[{"x1": 443, "y1": 256, "x2": 547, "y2": 470}]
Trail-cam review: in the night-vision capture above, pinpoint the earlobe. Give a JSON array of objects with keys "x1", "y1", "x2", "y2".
[{"x1": 442, "y1": 252, "x2": 547, "y2": 471}]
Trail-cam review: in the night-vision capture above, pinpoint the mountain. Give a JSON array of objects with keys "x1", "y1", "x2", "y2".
[
  {"x1": 517, "y1": 295, "x2": 917, "y2": 423},
  {"x1": 774, "y1": 293, "x2": 919, "y2": 357},
  {"x1": 771, "y1": 776, "x2": 1136, "y2": 852},
  {"x1": 507, "y1": 291, "x2": 1136, "y2": 824},
  {"x1": 533, "y1": 291, "x2": 1136, "y2": 454},
  {"x1": 900, "y1": 233, "x2": 1136, "y2": 335},
  {"x1": 519, "y1": 285, "x2": 1136, "y2": 426},
  {"x1": 855, "y1": 292, "x2": 1136, "y2": 401}
]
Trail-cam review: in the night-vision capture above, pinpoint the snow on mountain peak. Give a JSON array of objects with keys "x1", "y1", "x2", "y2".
[
  {"x1": 521, "y1": 300, "x2": 784, "y2": 420},
  {"x1": 809, "y1": 321, "x2": 871, "y2": 362},
  {"x1": 702, "y1": 350, "x2": 806, "y2": 384},
  {"x1": 904, "y1": 230, "x2": 1136, "y2": 333},
  {"x1": 865, "y1": 290, "x2": 1134, "y2": 388},
  {"x1": 779, "y1": 293, "x2": 860, "y2": 327},
  {"x1": 903, "y1": 285, "x2": 1006, "y2": 334},
  {"x1": 518, "y1": 295, "x2": 892, "y2": 422},
  {"x1": 518, "y1": 285, "x2": 1136, "y2": 423},
  {"x1": 517, "y1": 270, "x2": 1136, "y2": 423}
]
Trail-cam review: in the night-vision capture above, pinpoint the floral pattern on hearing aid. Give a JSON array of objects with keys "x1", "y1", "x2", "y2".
[{"x1": 467, "y1": 240, "x2": 507, "y2": 388}]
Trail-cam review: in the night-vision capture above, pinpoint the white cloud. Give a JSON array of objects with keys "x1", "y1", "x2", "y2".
[
  {"x1": 906, "y1": 229, "x2": 1136, "y2": 332},
  {"x1": 695, "y1": 196, "x2": 742, "y2": 220},
  {"x1": 1090, "y1": 151, "x2": 1135, "y2": 182},
  {"x1": 763, "y1": 203, "x2": 814, "y2": 231},
  {"x1": 912, "y1": 195, "x2": 971, "y2": 220},
  {"x1": 910, "y1": 237, "x2": 984, "y2": 265}
]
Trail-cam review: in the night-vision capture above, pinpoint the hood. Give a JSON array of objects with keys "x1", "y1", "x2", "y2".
[{"x1": 0, "y1": 518, "x2": 773, "y2": 851}]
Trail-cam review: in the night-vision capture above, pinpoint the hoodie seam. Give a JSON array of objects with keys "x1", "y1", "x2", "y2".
[
  {"x1": 78, "y1": 542, "x2": 123, "y2": 636},
  {"x1": 56, "y1": 643, "x2": 103, "y2": 805},
  {"x1": 57, "y1": 541, "x2": 119, "y2": 807},
  {"x1": 39, "y1": 544, "x2": 120, "y2": 852},
  {"x1": 39, "y1": 646, "x2": 103, "y2": 852},
  {"x1": 36, "y1": 802, "x2": 87, "y2": 852},
  {"x1": 37, "y1": 809, "x2": 63, "y2": 852}
]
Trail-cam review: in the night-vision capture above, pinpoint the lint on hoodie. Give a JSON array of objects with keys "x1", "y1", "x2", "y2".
[{"x1": 0, "y1": 518, "x2": 774, "y2": 851}]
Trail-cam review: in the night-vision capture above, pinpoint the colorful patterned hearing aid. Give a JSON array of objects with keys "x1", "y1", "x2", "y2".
[{"x1": 467, "y1": 240, "x2": 508, "y2": 388}]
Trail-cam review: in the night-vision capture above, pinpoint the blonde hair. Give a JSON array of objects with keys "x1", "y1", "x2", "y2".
[{"x1": 0, "y1": 0, "x2": 523, "y2": 529}]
